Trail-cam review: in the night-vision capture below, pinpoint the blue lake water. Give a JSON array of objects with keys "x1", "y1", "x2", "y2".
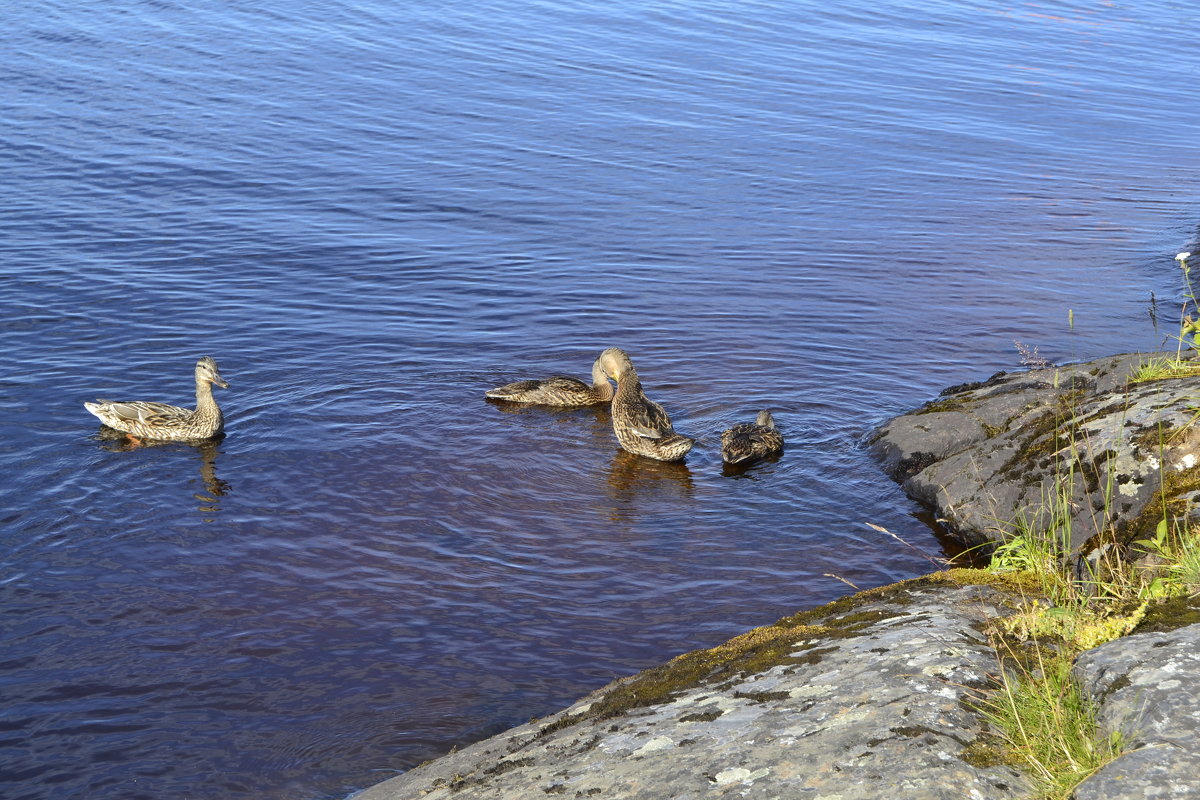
[{"x1": 3, "y1": 1, "x2": 1199, "y2": 798}]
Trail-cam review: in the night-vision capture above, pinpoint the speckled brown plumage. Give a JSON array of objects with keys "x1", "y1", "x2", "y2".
[
  {"x1": 597, "y1": 347, "x2": 693, "y2": 462},
  {"x1": 721, "y1": 410, "x2": 784, "y2": 465},
  {"x1": 485, "y1": 358, "x2": 614, "y2": 406},
  {"x1": 84, "y1": 356, "x2": 229, "y2": 441}
]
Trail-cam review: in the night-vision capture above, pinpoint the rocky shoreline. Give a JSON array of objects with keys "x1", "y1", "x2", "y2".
[
  {"x1": 870, "y1": 352, "x2": 1200, "y2": 564},
  {"x1": 354, "y1": 353, "x2": 1200, "y2": 799},
  {"x1": 355, "y1": 572, "x2": 1200, "y2": 800}
]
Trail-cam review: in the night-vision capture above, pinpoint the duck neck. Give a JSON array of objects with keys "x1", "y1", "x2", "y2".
[
  {"x1": 615, "y1": 365, "x2": 641, "y2": 399},
  {"x1": 195, "y1": 379, "x2": 222, "y2": 421}
]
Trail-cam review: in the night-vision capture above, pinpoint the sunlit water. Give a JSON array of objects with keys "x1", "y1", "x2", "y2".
[{"x1": 3, "y1": 1, "x2": 1199, "y2": 798}]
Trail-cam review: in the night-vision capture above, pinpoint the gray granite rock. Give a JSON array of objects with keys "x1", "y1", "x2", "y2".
[
  {"x1": 1072, "y1": 619, "x2": 1200, "y2": 799},
  {"x1": 353, "y1": 578, "x2": 1031, "y2": 800},
  {"x1": 871, "y1": 353, "x2": 1200, "y2": 560}
]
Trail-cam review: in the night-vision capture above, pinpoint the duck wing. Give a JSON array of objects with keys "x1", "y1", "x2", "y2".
[
  {"x1": 87, "y1": 400, "x2": 192, "y2": 428},
  {"x1": 720, "y1": 423, "x2": 757, "y2": 463},
  {"x1": 626, "y1": 394, "x2": 675, "y2": 439},
  {"x1": 485, "y1": 375, "x2": 595, "y2": 404}
]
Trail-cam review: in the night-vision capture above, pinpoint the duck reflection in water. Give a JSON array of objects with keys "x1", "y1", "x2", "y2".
[
  {"x1": 193, "y1": 439, "x2": 230, "y2": 507},
  {"x1": 485, "y1": 399, "x2": 615, "y2": 448},
  {"x1": 605, "y1": 447, "x2": 695, "y2": 517},
  {"x1": 95, "y1": 430, "x2": 230, "y2": 509}
]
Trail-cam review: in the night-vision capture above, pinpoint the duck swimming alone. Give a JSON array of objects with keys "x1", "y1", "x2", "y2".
[
  {"x1": 720, "y1": 410, "x2": 784, "y2": 465},
  {"x1": 84, "y1": 356, "x2": 229, "y2": 442},
  {"x1": 597, "y1": 347, "x2": 694, "y2": 462},
  {"x1": 485, "y1": 357, "x2": 614, "y2": 406}
]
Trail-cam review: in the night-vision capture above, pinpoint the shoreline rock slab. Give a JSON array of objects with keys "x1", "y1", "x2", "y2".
[
  {"x1": 353, "y1": 575, "x2": 1031, "y2": 800},
  {"x1": 870, "y1": 352, "x2": 1200, "y2": 561}
]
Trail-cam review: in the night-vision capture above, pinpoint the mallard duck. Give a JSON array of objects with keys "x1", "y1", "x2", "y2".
[
  {"x1": 84, "y1": 356, "x2": 229, "y2": 442},
  {"x1": 485, "y1": 357, "x2": 614, "y2": 406},
  {"x1": 597, "y1": 347, "x2": 694, "y2": 462},
  {"x1": 721, "y1": 410, "x2": 784, "y2": 465}
]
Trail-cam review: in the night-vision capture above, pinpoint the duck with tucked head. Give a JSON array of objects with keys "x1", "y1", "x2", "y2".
[
  {"x1": 84, "y1": 356, "x2": 229, "y2": 442},
  {"x1": 597, "y1": 347, "x2": 694, "y2": 462},
  {"x1": 721, "y1": 410, "x2": 784, "y2": 465},
  {"x1": 485, "y1": 357, "x2": 614, "y2": 407}
]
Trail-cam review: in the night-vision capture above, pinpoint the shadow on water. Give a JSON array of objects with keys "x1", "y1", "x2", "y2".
[
  {"x1": 485, "y1": 397, "x2": 546, "y2": 415},
  {"x1": 914, "y1": 509, "x2": 991, "y2": 568},
  {"x1": 720, "y1": 453, "x2": 784, "y2": 479},
  {"x1": 92, "y1": 429, "x2": 231, "y2": 512},
  {"x1": 483, "y1": 396, "x2": 616, "y2": 446}
]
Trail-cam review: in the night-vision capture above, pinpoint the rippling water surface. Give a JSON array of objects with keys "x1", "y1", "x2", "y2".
[{"x1": 3, "y1": 1, "x2": 1200, "y2": 798}]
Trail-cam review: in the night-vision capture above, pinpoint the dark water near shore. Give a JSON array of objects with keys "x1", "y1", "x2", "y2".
[{"x1": 3, "y1": 1, "x2": 1200, "y2": 798}]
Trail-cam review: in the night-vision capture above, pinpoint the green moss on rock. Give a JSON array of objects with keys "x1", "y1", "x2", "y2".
[
  {"x1": 733, "y1": 690, "x2": 791, "y2": 703},
  {"x1": 1128, "y1": 422, "x2": 1174, "y2": 454},
  {"x1": 916, "y1": 395, "x2": 980, "y2": 415},
  {"x1": 996, "y1": 389, "x2": 1089, "y2": 485},
  {"x1": 959, "y1": 735, "x2": 1020, "y2": 769},
  {"x1": 483, "y1": 758, "x2": 535, "y2": 776},
  {"x1": 1132, "y1": 593, "x2": 1200, "y2": 635}
]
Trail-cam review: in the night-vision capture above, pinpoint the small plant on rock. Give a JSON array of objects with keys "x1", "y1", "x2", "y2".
[
  {"x1": 1132, "y1": 251, "x2": 1200, "y2": 383},
  {"x1": 1131, "y1": 517, "x2": 1200, "y2": 598}
]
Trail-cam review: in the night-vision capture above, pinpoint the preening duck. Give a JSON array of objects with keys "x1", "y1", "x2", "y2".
[
  {"x1": 84, "y1": 356, "x2": 229, "y2": 442},
  {"x1": 597, "y1": 347, "x2": 693, "y2": 462}
]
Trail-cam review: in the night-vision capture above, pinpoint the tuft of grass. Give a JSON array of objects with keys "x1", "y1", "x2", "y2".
[
  {"x1": 988, "y1": 506, "x2": 1072, "y2": 606},
  {"x1": 1171, "y1": 535, "x2": 1200, "y2": 590},
  {"x1": 973, "y1": 644, "x2": 1122, "y2": 799},
  {"x1": 1128, "y1": 354, "x2": 1200, "y2": 384},
  {"x1": 976, "y1": 512, "x2": 1133, "y2": 795}
]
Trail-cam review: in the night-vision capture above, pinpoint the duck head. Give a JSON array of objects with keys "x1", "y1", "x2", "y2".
[
  {"x1": 597, "y1": 347, "x2": 634, "y2": 382},
  {"x1": 197, "y1": 356, "x2": 230, "y2": 389}
]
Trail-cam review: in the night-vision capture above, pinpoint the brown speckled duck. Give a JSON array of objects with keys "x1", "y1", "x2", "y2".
[
  {"x1": 485, "y1": 357, "x2": 614, "y2": 407},
  {"x1": 721, "y1": 410, "x2": 784, "y2": 465},
  {"x1": 597, "y1": 347, "x2": 694, "y2": 462},
  {"x1": 84, "y1": 356, "x2": 229, "y2": 442}
]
